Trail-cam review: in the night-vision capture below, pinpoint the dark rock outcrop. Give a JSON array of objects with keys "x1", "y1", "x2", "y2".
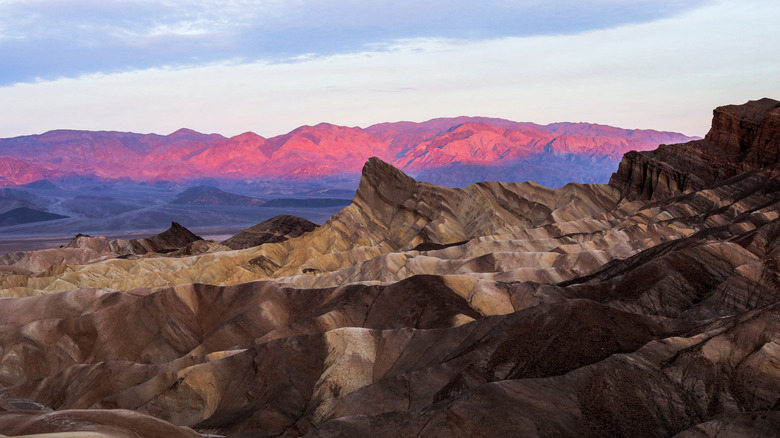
[
  {"x1": 0, "y1": 223, "x2": 207, "y2": 275},
  {"x1": 221, "y1": 215, "x2": 318, "y2": 250},
  {"x1": 0, "y1": 188, "x2": 41, "y2": 214},
  {"x1": 0, "y1": 207, "x2": 68, "y2": 226},
  {"x1": 66, "y1": 222, "x2": 203, "y2": 256},
  {"x1": 123, "y1": 222, "x2": 203, "y2": 254},
  {"x1": 610, "y1": 98, "x2": 780, "y2": 200}
]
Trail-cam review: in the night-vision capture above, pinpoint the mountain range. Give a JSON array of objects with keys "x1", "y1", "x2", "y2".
[
  {"x1": 0, "y1": 98, "x2": 777, "y2": 437},
  {"x1": 0, "y1": 118, "x2": 695, "y2": 189}
]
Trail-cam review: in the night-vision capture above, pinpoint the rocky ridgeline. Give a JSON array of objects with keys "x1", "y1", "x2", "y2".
[
  {"x1": 0, "y1": 99, "x2": 779, "y2": 436},
  {"x1": 609, "y1": 98, "x2": 780, "y2": 200},
  {"x1": 0, "y1": 118, "x2": 696, "y2": 188}
]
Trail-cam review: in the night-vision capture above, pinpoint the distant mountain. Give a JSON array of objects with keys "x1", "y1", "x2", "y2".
[
  {"x1": 170, "y1": 185, "x2": 265, "y2": 206},
  {"x1": 0, "y1": 119, "x2": 697, "y2": 188},
  {"x1": 20, "y1": 179, "x2": 61, "y2": 190},
  {"x1": 0, "y1": 189, "x2": 40, "y2": 214},
  {"x1": 415, "y1": 154, "x2": 621, "y2": 188},
  {"x1": 0, "y1": 156, "x2": 47, "y2": 186},
  {"x1": 0, "y1": 207, "x2": 68, "y2": 226}
]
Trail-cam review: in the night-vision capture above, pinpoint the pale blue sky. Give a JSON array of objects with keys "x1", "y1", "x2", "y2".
[
  {"x1": 0, "y1": 0, "x2": 706, "y2": 85},
  {"x1": 0, "y1": 0, "x2": 777, "y2": 138}
]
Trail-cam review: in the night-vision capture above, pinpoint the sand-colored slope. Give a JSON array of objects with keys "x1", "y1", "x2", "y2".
[
  {"x1": 1, "y1": 99, "x2": 779, "y2": 436},
  {"x1": 0, "y1": 157, "x2": 627, "y2": 295},
  {"x1": 3, "y1": 155, "x2": 776, "y2": 297}
]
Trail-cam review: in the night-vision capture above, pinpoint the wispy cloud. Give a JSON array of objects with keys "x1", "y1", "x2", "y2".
[
  {"x1": 1, "y1": 0, "x2": 708, "y2": 85},
  {"x1": 1, "y1": 0, "x2": 776, "y2": 140}
]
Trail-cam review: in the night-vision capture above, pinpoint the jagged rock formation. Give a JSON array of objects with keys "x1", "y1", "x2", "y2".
[
  {"x1": 66, "y1": 221, "x2": 203, "y2": 256},
  {"x1": 0, "y1": 158, "x2": 633, "y2": 294},
  {"x1": 0, "y1": 99, "x2": 778, "y2": 436},
  {"x1": 0, "y1": 222, "x2": 207, "y2": 278},
  {"x1": 609, "y1": 97, "x2": 780, "y2": 200},
  {"x1": 222, "y1": 214, "x2": 318, "y2": 250}
]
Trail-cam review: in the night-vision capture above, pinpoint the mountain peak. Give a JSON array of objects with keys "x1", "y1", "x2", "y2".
[
  {"x1": 170, "y1": 185, "x2": 265, "y2": 206},
  {"x1": 230, "y1": 131, "x2": 266, "y2": 141},
  {"x1": 447, "y1": 121, "x2": 503, "y2": 134},
  {"x1": 168, "y1": 128, "x2": 200, "y2": 136},
  {"x1": 356, "y1": 157, "x2": 418, "y2": 206}
]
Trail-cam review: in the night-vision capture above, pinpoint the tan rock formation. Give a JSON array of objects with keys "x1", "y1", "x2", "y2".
[
  {"x1": 0, "y1": 99, "x2": 779, "y2": 436},
  {"x1": 221, "y1": 214, "x2": 318, "y2": 250},
  {"x1": 0, "y1": 222, "x2": 207, "y2": 282}
]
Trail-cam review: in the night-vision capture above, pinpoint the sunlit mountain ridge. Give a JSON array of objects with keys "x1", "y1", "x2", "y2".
[{"x1": 0, "y1": 117, "x2": 696, "y2": 189}]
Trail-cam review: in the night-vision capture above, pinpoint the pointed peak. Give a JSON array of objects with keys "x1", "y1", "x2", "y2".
[
  {"x1": 230, "y1": 131, "x2": 266, "y2": 141},
  {"x1": 154, "y1": 222, "x2": 203, "y2": 244},
  {"x1": 357, "y1": 157, "x2": 418, "y2": 206},
  {"x1": 362, "y1": 157, "x2": 414, "y2": 182},
  {"x1": 168, "y1": 128, "x2": 201, "y2": 136}
]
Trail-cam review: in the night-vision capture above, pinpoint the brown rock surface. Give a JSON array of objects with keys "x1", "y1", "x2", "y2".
[
  {"x1": 221, "y1": 214, "x2": 318, "y2": 250},
  {"x1": 609, "y1": 98, "x2": 780, "y2": 200},
  {"x1": 0, "y1": 222, "x2": 206, "y2": 278},
  {"x1": 0, "y1": 99, "x2": 779, "y2": 436},
  {"x1": 101, "y1": 221, "x2": 204, "y2": 255},
  {"x1": 0, "y1": 408, "x2": 201, "y2": 437},
  {"x1": 63, "y1": 221, "x2": 204, "y2": 257}
]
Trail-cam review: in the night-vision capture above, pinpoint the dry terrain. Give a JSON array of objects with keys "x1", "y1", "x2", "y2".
[{"x1": 0, "y1": 99, "x2": 778, "y2": 437}]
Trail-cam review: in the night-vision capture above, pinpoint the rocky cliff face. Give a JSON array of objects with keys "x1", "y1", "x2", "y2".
[
  {"x1": 609, "y1": 98, "x2": 780, "y2": 200},
  {"x1": 0, "y1": 100, "x2": 779, "y2": 437}
]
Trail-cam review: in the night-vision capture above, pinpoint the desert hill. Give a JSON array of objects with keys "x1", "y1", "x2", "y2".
[
  {"x1": 0, "y1": 189, "x2": 40, "y2": 214},
  {"x1": 221, "y1": 214, "x2": 318, "y2": 250},
  {"x1": 170, "y1": 185, "x2": 266, "y2": 206},
  {"x1": 0, "y1": 207, "x2": 68, "y2": 226},
  {"x1": 0, "y1": 99, "x2": 777, "y2": 436}
]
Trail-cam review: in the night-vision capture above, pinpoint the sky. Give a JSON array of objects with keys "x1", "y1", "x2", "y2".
[{"x1": 0, "y1": 0, "x2": 778, "y2": 139}]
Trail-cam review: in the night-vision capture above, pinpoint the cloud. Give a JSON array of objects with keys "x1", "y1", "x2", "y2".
[
  {"x1": 0, "y1": 0, "x2": 708, "y2": 85},
  {"x1": 0, "y1": 0, "x2": 776, "y2": 140}
]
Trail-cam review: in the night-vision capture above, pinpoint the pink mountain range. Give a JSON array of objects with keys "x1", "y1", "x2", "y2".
[{"x1": 0, "y1": 117, "x2": 696, "y2": 187}]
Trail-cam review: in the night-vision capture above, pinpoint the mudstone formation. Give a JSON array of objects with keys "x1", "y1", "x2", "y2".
[{"x1": 0, "y1": 99, "x2": 779, "y2": 437}]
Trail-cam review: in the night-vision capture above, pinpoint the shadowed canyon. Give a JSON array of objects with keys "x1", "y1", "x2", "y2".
[{"x1": 0, "y1": 99, "x2": 779, "y2": 437}]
